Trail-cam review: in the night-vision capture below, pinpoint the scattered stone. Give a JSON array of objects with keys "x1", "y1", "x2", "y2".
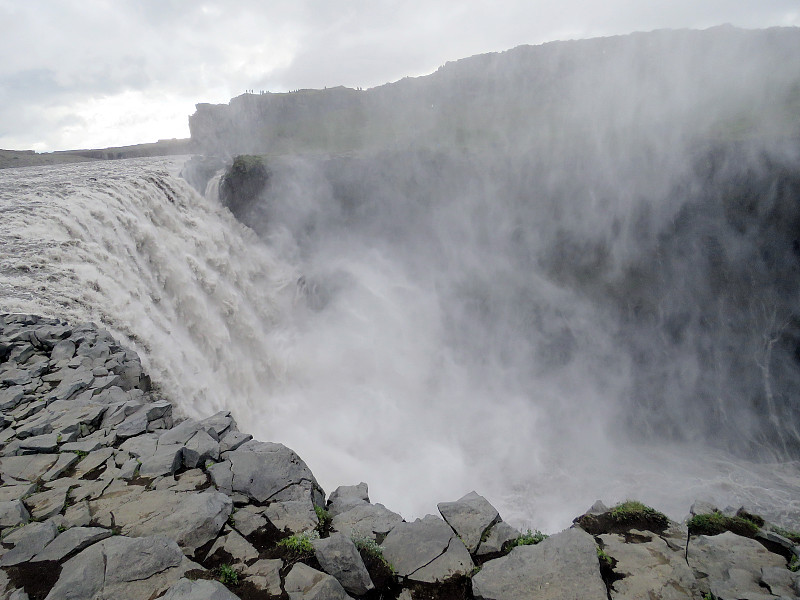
[
  {"x1": 437, "y1": 491, "x2": 500, "y2": 554},
  {"x1": 17, "y1": 433, "x2": 59, "y2": 454},
  {"x1": 382, "y1": 514, "x2": 474, "y2": 583},
  {"x1": 72, "y1": 447, "x2": 114, "y2": 478},
  {"x1": 313, "y1": 532, "x2": 375, "y2": 595},
  {"x1": 243, "y1": 559, "x2": 283, "y2": 595},
  {"x1": 41, "y1": 452, "x2": 80, "y2": 482},
  {"x1": 331, "y1": 502, "x2": 404, "y2": 541},
  {"x1": 23, "y1": 487, "x2": 68, "y2": 520},
  {"x1": 0, "y1": 500, "x2": 30, "y2": 528},
  {"x1": 0, "y1": 483, "x2": 36, "y2": 503}
]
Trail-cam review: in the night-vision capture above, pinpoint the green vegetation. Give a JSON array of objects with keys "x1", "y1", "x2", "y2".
[
  {"x1": 315, "y1": 505, "x2": 332, "y2": 535},
  {"x1": 770, "y1": 525, "x2": 800, "y2": 544},
  {"x1": 703, "y1": 593, "x2": 717, "y2": 600},
  {"x1": 217, "y1": 564, "x2": 239, "y2": 586},
  {"x1": 789, "y1": 555, "x2": 799, "y2": 573},
  {"x1": 610, "y1": 501, "x2": 669, "y2": 528},
  {"x1": 687, "y1": 512, "x2": 759, "y2": 537},
  {"x1": 596, "y1": 546, "x2": 613, "y2": 567},
  {"x1": 72, "y1": 450, "x2": 88, "y2": 458},
  {"x1": 277, "y1": 532, "x2": 316, "y2": 556},
  {"x1": 352, "y1": 534, "x2": 394, "y2": 572},
  {"x1": 509, "y1": 529, "x2": 548, "y2": 547}
]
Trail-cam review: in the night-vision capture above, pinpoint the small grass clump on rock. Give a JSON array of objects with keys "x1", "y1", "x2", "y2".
[
  {"x1": 770, "y1": 525, "x2": 800, "y2": 544},
  {"x1": 687, "y1": 512, "x2": 759, "y2": 538},
  {"x1": 314, "y1": 505, "x2": 332, "y2": 536},
  {"x1": 610, "y1": 501, "x2": 669, "y2": 528},
  {"x1": 509, "y1": 529, "x2": 548, "y2": 548},
  {"x1": 217, "y1": 564, "x2": 239, "y2": 586},
  {"x1": 277, "y1": 532, "x2": 316, "y2": 557}
]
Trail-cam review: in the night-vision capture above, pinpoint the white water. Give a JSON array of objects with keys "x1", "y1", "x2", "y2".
[{"x1": 1, "y1": 156, "x2": 798, "y2": 532}]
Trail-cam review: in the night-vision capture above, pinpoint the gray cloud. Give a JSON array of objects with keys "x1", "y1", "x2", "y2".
[{"x1": 0, "y1": 0, "x2": 798, "y2": 149}]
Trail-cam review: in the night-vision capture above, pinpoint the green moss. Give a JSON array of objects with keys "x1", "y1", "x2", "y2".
[
  {"x1": 770, "y1": 525, "x2": 800, "y2": 544},
  {"x1": 610, "y1": 500, "x2": 669, "y2": 528},
  {"x1": 687, "y1": 512, "x2": 759, "y2": 538}
]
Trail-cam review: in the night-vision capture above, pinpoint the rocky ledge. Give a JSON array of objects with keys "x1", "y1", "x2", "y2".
[{"x1": 0, "y1": 314, "x2": 799, "y2": 600}]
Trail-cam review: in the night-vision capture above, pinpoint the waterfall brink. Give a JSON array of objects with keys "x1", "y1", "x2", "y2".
[{"x1": 1, "y1": 155, "x2": 799, "y2": 532}]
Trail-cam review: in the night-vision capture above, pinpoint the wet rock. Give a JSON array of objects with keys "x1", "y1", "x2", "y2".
[
  {"x1": 313, "y1": 532, "x2": 374, "y2": 595},
  {"x1": 437, "y1": 491, "x2": 500, "y2": 554},
  {"x1": 382, "y1": 514, "x2": 474, "y2": 583},
  {"x1": 472, "y1": 528, "x2": 606, "y2": 600}
]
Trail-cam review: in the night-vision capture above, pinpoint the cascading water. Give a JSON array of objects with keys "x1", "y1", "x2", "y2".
[{"x1": 1, "y1": 153, "x2": 799, "y2": 532}]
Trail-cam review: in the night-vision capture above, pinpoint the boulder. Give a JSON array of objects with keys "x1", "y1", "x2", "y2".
[
  {"x1": 437, "y1": 491, "x2": 500, "y2": 554},
  {"x1": 381, "y1": 514, "x2": 474, "y2": 583},
  {"x1": 328, "y1": 483, "x2": 370, "y2": 517},
  {"x1": 182, "y1": 430, "x2": 220, "y2": 469},
  {"x1": 230, "y1": 505, "x2": 267, "y2": 536},
  {"x1": 284, "y1": 562, "x2": 353, "y2": 600},
  {"x1": 44, "y1": 535, "x2": 192, "y2": 600},
  {"x1": 331, "y1": 503, "x2": 403, "y2": 542},
  {"x1": 205, "y1": 527, "x2": 259, "y2": 565},
  {"x1": 472, "y1": 528, "x2": 607, "y2": 600},
  {"x1": 688, "y1": 531, "x2": 788, "y2": 599},
  {"x1": 476, "y1": 521, "x2": 520, "y2": 556},
  {"x1": 0, "y1": 499, "x2": 30, "y2": 528},
  {"x1": 23, "y1": 487, "x2": 68, "y2": 520},
  {"x1": 0, "y1": 520, "x2": 58, "y2": 566},
  {"x1": 243, "y1": 559, "x2": 283, "y2": 595},
  {"x1": 312, "y1": 532, "x2": 374, "y2": 595},
  {"x1": 264, "y1": 499, "x2": 319, "y2": 534},
  {"x1": 0, "y1": 454, "x2": 59, "y2": 481},
  {"x1": 219, "y1": 430, "x2": 251, "y2": 453}
]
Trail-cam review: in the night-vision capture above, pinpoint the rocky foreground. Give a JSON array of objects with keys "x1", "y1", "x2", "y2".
[{"x1": 0, "y1": 314, "x2": 799, "y2": 600}]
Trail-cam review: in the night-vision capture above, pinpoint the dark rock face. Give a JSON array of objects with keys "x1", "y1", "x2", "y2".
[{"x1": 218, "y1": 155, "x2": 270, "y2": 220}]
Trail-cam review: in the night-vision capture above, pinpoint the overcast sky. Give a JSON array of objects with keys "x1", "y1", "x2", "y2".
[{"x1": 1, "y1": 0, "x2": 798, "y2": 152}]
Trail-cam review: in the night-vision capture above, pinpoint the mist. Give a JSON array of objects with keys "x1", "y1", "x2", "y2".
[{"x1": 200, "y1": 27, "x2": 800, "y2": 529}]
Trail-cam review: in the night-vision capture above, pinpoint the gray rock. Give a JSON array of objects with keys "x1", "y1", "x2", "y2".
[
  {"x1": 158, "y1": 418, "x2": 201, "y2": 446},
  {"x1": 33, "y1": 526, "x2": 112, "y2": 562},
  {"x1": 757, "y1": 529, "x2": 800, "y2": 556},
  {"x1": 138, "y1": 443, "x2": 183, "y2": 477},
  {"x1": 0, "y1": 386, "x2": 24, "y2": 411},
  {"x1": 243, "y1": 559, "x2": 283, "y2": 595},
  {"x1": 41, "y1": 452, "x2": 80, "y2": 482},
  {"x1": 50, "y1": 340, "x2": 76, "y2": 362},
  {"x1": 328, "y1": 483, "x2": 370, "y2": 517},
  {"x1": 760, "y1": 566, "x2": 799, "y2": 597},
  {"x1": 264, "y1": 499, "x2": 319, "y2": 534},
  {"x1": 219, "y1": 430, "x2": 251, "y2": 453},
  {"x1": 206, "y1": 527, "x2": 259, "y2": 565},
  {"x1": 0, "y1": 483, "x2": 36, "y2": 503},
  {"x1": 230, "y1": 504, "x2": 267, "y2": 536},
  {"x1": 119, "y1": 432, "x2": 160, "y2": 458},
  {"x1": 183, "y1": 430, "x2": 220, "y2": 469},
  {"x1": 208, "y1": 459, "x2": 233, "y2": 494},
  {"x1": 72, "y1": 447, "x2": 114, "y2": 478},
  {"x1": 45, "y1": 535, "x2": 189, "y2": 600},
  {"x1": 155, "y1": 469, "x2": 209, "y2": 492},
  {"x1": 114, "y1": 407, "x2": 150, "y2": 439},
  {"x1": 688, "y1": 531, "x2": 786, "y2": 600},
  {"x1": 472, "y1": 528, "x2": 607, "y2": 600},
  {"x1": 599, "y1": 529, "x2": 700, "y2": 599},
  {"x1": 0, "y1": 520, "x2": 57, "y2": 566},
  {"x1": 159, "y1": 578, "x2": 241, "y2": 600},
  {"x1": 62, "y1": 500, "x2": 92, "y2": 528},
  {"x1": 382, "y1": 514, "x2": 474, "y2": 583},
  {"x1": 476, "y1": 521, "x2": 520, "y2": 556},
  {"x1": 227, "y1": 441, "x2": 322, "y2": 504},
  {"x1": 18, "y1": 433, "x2": 59, "y2": 454},
  {"x1": 690, "y1": 500, "x2": 719, "y2": 516},
  {"x1": 48, "y1": 368, "x2": 93, "y2": 402},
  {"x1": 0, "y1": 499, "x2": 30, "y2": 528},
  {"x1": 24, "y1": 487, "x2": 68, "y2": 520},
  {"x1": 199, "y1": 411, "x2": 236, "y2": 440},
  {"x1": 0, "y1": 454, "x2": 59, "y2": 480},
  {"x1": 313, "y1": 532, "x2": 374, "y2": 595},
  {"x1": 331, "y1": 503, "x2": 404, "y2": 541},
  {"x1": 437, "y1": 491, "x2": 500, "y2": 554},
  {"x1": 89, "y1": 489, "x2": 232, "y2": 554},
  {"x1": 285, "y1": 563, "x2": 352, "y2": 600}
]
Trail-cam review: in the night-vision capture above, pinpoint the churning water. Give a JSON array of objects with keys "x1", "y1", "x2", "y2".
[{"x1": 1, "y1": 155, "x2": 798, "y2": 532}]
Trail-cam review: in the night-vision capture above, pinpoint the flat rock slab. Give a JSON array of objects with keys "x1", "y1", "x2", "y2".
[
  {"x1": 688, "y1": 531, "x2": 788, "y2": 599},
  {"x1": 243, "y1": 559, "x2": 283, "y2": 595},
  {"x1": 328, "y1": 483, "x2": 370, "y2": 517},
  {"x1": 382, "y1": 514, "x2": 474, "y2": 583},
  {"x1": 34, "y1": 526, "x2": 112, "y2": 562},
  {"x1": 437, "y1": 491, "x2": 500, "y2": 554},
  {"x1": 160, "y1": 577, "x2": 241, "y2": 600},
  {"x1": 285, "y1": 562, "x2": 353, "y2": 600},
  {"x1": 0, "y1": 499, "x2": 30, "y2": 528},
  {"x1": 472, "y1": 527, "x2": 607, "y2": 600},
  {"x1": 313, "y1": 532, "x2": 374, "y2": 595},
  {"x1": 0, "y1": 454, "x2": 59, "y2": 481},
  {"x1": 0, "y1": 520, "x2": 57, "y2": 566},
  {"x1": 331, "y1": 503, "x2": 403, "y2": 541},
  {"x1": 89, "y1": 489, "x2": 232, "y2": 554},
  {"x1": 24, "y1": 487, "x2": 68, "y2": 520},
  {"x1": 45, "y1": 535, "x2": 192, "y2": 600},
  {"x1": 599, "y1": 529, "x2": 700, "y2": 599},
  {"x1": 264, "y1": 499, "x2": 318, "y2": 534}
]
